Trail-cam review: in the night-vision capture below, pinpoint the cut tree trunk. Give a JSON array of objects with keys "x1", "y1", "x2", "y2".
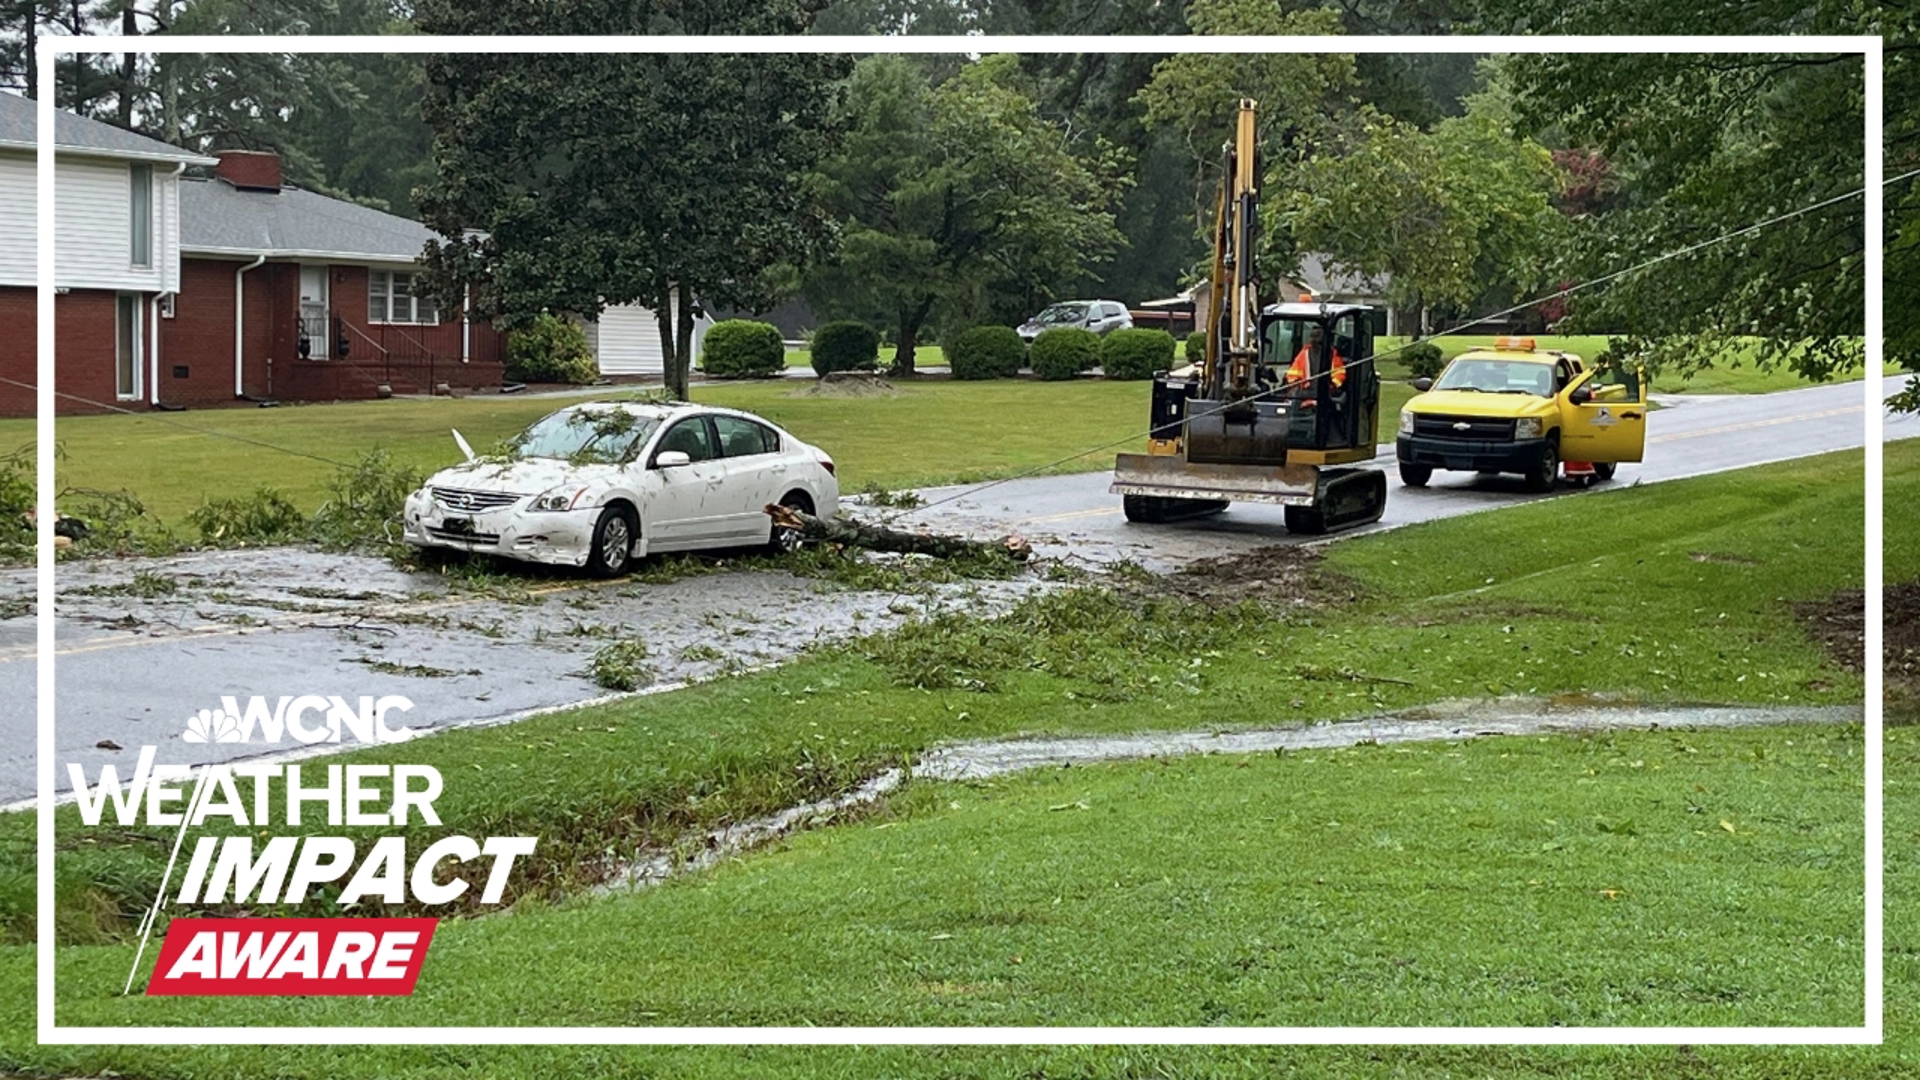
[{"x1": 764, "y1": 504, "x2": 1031, "y2": 562}]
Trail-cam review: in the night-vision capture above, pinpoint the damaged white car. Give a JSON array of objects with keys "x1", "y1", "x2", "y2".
[{"x1": 402, "y1": 401, "x2": 839, "y2": 576}]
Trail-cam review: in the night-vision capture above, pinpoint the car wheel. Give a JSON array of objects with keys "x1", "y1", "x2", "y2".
[
  {"x1": 1524, "y1": 435, "x2": 1559, "y2": 493},
  {"x1": 1398, "y1": 463, "x2": 1432, "y2": 487},
  {"x1": 586, "y1": 505, "x2": 636, "y2": 577},
  {"x1": 1593, "y1": 461, "x2": 1617, "y2": 482},
  {"x1": 768, "y1": 492, "x2": 813, "y2": 555}
]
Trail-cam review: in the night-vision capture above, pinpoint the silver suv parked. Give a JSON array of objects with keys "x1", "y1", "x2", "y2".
[{"x1": 1017, "y1": 300, "x2": 1133, "y2": 343}]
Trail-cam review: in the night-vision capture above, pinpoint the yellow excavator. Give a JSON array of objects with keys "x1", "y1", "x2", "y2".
[{"x1": 1111, "y1": 99, "x2": 1388, "y2": 534}]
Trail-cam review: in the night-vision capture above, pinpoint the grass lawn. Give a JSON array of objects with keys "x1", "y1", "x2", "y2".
[
  {"x1": 35, "y1": 722, "x2": 1864, "y2": 1029},
  {"x1": 0, "y1": 444, "x2": 1887, "y2": 1063},
  {"x1": 16, "y1": 377, "x2": 1417, "y2": 524}
]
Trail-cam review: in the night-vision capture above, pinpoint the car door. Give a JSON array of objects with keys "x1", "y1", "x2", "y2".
[
  {"x1": 1558, "y1": 366, "x2": 1648, "y2": 464},
  {"x1": 643, "y1": 416, "x2": 732, "y2": 549},
  {"x1": 710, "y1": 414, "x2": 788, "y2": 543}
]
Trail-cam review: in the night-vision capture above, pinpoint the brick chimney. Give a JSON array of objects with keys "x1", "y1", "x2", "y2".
[{"x1": 213, "y1": 150, "x2": 282, "y2": 193}]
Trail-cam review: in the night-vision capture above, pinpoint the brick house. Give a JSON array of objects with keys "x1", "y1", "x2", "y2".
[{"x1": 0, "y1": 93, "x2": 505, "y2": 417}]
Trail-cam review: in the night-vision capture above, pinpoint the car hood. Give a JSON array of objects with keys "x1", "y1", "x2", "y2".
[
  {"x1": 424, "y1": 458, "x2": 625, "y2": 496},
  {"x1": 1407, "y1": 390, "x2": 1546, "y2": 416}
]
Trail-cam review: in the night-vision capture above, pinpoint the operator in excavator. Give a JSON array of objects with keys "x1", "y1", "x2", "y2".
[{"x1": 1284, "y1": 324, "x2": 1346, "y2": 401}]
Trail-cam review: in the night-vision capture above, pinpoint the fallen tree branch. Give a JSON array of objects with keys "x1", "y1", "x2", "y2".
[{"x1": 764, "y1": 504, "x2": 1031, "y2": 563}]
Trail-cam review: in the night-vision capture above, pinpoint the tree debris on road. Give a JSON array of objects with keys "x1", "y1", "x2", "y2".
[{"x1": 764, "y1": 503, "x2": 1032, "y2": 563}]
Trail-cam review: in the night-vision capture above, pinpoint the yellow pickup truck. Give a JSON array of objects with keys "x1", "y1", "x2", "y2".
[{"x1": 1395, "y1": 338, "x2": 1648, "y2": 491}]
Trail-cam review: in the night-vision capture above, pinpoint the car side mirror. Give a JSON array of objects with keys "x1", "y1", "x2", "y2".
[
  {"x1": 654, "y1": 450, "x2": 691, "y2": 468},
  {"x1": 1569, "y1": 385, "x2": 1592, "y2": 406},
  {"x1": 1412, "y1": 377, "x2": 1433, "y2": 392}
]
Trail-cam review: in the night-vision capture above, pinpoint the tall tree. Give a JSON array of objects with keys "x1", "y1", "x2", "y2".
[
  {"x1": 802, "y1": 54, "x2": 1128, "y2": 374},
  {"x1": 1275, "y1": 80, "x2": 1562, "y2": 332},
  {"x1": 1134, "y1": 0, "x2": 1355, "y2": 281},
  {"x1": 414, "y1": 0, "x2": 848, "y2": 399},
  {"x1": 1472, "y1": 0, "x2": 1870, "y2": 385}
]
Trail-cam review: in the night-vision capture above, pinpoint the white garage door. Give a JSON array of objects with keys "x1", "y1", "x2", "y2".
[{"x1": 595, "y1": 303, "x2": 713, "y2": 377}]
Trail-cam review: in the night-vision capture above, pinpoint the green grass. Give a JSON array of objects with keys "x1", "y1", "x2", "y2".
[
  {"x1": 21, "y1": 377, "x2": 1416, "y2": 526},
  {"x1": 36, "y1": 722, "x2": 1864, "y2": 1030},
  {"x1": 16, "y1": 380, "x2": 1148, "y2": 524}
]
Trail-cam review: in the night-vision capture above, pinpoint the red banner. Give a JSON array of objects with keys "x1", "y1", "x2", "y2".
[{"x1": 146, "y1": 917, "x2": 438, "y2": 996}]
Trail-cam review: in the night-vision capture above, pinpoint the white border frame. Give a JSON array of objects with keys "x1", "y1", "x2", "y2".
[{"x1": 35, "y1": 33, "x2": 1884, "y2": 1047}]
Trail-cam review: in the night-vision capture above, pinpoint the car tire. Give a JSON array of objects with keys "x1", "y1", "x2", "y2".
[
  {"x1": 586, "y1": 505, "x2": 637, "y2": 578},
  {"x1": 1593, "y1": 461, "x2": 1616, "y2": 482},
  {"x1": 1524, "y1": 435, "x2": 1559, "y2": 493},
  {"x1": 1398, "y1": 463, "x2": 1432, "y2": 487},
  {"x1": 768, "y1": 491, "x2": 813, "y2": 555}
]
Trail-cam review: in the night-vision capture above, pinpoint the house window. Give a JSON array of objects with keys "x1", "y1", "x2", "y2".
[
  {"x1": 368, "y1": 271, "x2": 440, "y2": 325},
  {"x1": 115, "y1": 293, "x2": 141, "y2": 399},
  {"x1": 129, "y1": 164, "x2": 152, "y2": 268}
]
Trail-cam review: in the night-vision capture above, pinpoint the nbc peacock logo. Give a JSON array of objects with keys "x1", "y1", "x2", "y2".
[{"x1": 178, "y1": 695, "x2": 420, "y2": 746}]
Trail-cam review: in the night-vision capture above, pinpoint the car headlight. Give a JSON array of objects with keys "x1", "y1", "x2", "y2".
[
  {"x1": 531, "y1": 487, "x2": 589, "y2": 512},
  {"x1": 1514, "y1": 417, "x2": 1543, "y2": 439},
  {"x1": 1398, "y1": 410, "x2": 1415, "y2": 435}
]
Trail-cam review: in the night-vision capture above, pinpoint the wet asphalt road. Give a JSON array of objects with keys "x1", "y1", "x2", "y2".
[{"x1": 4, "y1": 376, "x2": 1909, "y2": 804}]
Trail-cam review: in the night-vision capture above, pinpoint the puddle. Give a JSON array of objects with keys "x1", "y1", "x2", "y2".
[{"x1": 597, "y1": 699, "x2": 1861, "y2": 895}]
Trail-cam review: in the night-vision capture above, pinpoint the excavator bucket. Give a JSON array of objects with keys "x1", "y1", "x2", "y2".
[{"x1": 1111, "y1": 452, "x2": 1320, "y2": 506}]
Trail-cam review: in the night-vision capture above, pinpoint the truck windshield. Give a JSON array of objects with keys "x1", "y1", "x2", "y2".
[{"x1": 1433, "y1": 359, "x2": 1555, "y2": 397}]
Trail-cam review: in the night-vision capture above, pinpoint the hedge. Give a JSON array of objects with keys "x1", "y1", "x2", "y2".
[
  {"x1": 700, "y1": 320, "x2": 785, "y2": 378},
  {"x1": 1029, "y1": 327, "x2": 1100, "y2": 381},
  {"x1": 1100, "y1": 327, "x2": 1175, "y2": 380},
  {"x1": 505, "y1": 313, "x2": 598, "y2": 385},
  {"x1": 945, "y1": 326, "x2": 1026, "y2": 380},
  {"x1": 1401, "y1": 340, "x2": 1446, "y2": 380},
  {"x1": 1184, "y1": 330, "x2": 1209, "y2": 365},
  {"x1": 810, "y1": 320, "x2": 880, "y2": 376}
]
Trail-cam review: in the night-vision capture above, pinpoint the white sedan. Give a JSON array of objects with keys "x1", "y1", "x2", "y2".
[{"x1": 401, "y1": 401, "x2": 840, "y2": 576}]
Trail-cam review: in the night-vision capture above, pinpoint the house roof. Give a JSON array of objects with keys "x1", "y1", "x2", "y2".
[
  {"x1": 178, "y1": 177, "x2": 435, "y2": 263},
  {"x1": 1297, "y1": 253, "x2": 1389, "y2": 299},
  {"x1": 0, "y1": 91, "x2": 216, "y2": 165}
]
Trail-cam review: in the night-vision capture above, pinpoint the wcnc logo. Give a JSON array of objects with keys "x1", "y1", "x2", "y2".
[{"x1": 180, "y1": 695, "x2": 420, "y2": 745}]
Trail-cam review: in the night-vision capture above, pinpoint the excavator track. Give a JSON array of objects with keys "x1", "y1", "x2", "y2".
[{"x1": 1281, "y1": 467, "x2": 1387, "y2": 535}]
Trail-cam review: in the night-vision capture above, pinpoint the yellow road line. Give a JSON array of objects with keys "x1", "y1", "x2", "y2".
[{"x1": 1648, "y1": 405, "x2": 1861, "y2": 444}]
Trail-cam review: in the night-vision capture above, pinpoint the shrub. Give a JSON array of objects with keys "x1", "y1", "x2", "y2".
[
  {"x1": 1100, "y1": 327, "x2": 1175, "y2": 380},
  {"x1": 945, "y1": 325, "x2": 1026, "y2": 380},
  {"x1": 809, "y1": 320, "x2": 881, "y2": 376},
  {"x1": 700, "y1": 320, "x2": 785, "y2": 378},
  {"x1": 1029, "y1": 327, "x2": 1099, "y2": 381},
  {"x1": 186, "y1": 487, "x2": 307, "y2": 546},
  {"x1": 505, "y1": 313, "x2": 597, "y2": 385},
  {"x1": 1401, "y1": 340, "x2": 1446, "y2": 380},
  {"x1": 1184, "y1": 330, "x2": 1209, "y2": 365},
  {"x1": 312, "y1": 449, "x2": 425, "y2": 551}
]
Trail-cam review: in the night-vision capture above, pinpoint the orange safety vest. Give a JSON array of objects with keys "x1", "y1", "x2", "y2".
[{"x1": 1286, "y1": 346, "x2": 1346, "y2": 389}]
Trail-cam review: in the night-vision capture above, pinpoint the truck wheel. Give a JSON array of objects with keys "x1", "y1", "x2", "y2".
[
  {"x1": 1398, "y1": 463, "x2": 1432, "y2": 488},
  {"x1": 586, "y1": 505, "x2": 637, "y2": 577},
  {"x1": 1593, "y1": 462, "x2": 1616, "y2": 482},
  {"x1": 1524, "y1": 436, "x2": 1559, "y2": 493}
]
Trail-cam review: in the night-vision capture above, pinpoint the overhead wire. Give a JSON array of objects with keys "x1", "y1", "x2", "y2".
[{"x1": 873, "y1": 166, "x2": 1914, "y2": 525}]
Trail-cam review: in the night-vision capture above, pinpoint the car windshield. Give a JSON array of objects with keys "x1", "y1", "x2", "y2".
[
  {"x1": 1032, "y1": 303, "x2": 1090, "y2": 326},
  {"x1": 510, "y1": 408, "x2": 661, "y2": 464},
  {"x1": 1432, "y1": 359, "x2": 1555, "y2": 397}
]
